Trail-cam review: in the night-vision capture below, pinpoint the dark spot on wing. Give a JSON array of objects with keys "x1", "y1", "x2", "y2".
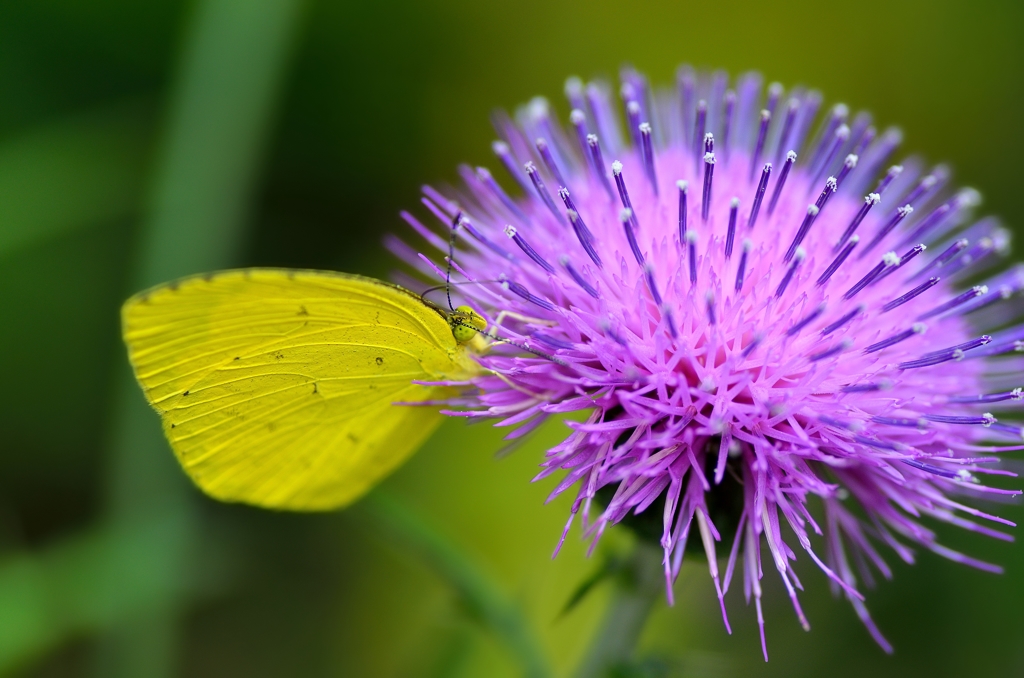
[
  {"x1": 274, "y1": 351, "x2": 285, "y2": 360},
  {"x1": 312, "y1": 382, "x2": 318, "y2": 394},
  {"x1": 347, "y1": 433, "x2": 360, "y2": 443},
  {"x1": 183, "y1": 390, "x2": 190, "y2": 396},
  {"x1": 202, "y1": 272, "x2": 214, "y2": 282},
  {"x1": 234, "y1": 356, "x2": 240, "y2": 361},
  {"x1": 298, "y1": 305, "x2": 309, "y2": 316},
  {"x1": 375, "y1": 356, "x2": 384, "y2": 366},
  {"x1": 170, "y1": 423, "x2": 176, "y2": 428}
]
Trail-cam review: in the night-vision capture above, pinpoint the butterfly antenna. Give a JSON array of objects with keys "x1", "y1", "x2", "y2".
[
  {"x1": 450, "y1": 318, "x2": 569, "y2": 368},
  {"x1": 445, "y1": 211, "x2": 461, "y2": 311},
  {"x1": 421, "y1": 279, "x2": 504, "y2": 301}
]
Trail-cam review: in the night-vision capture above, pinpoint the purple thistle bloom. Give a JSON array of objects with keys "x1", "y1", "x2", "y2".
[{"x1": 392, "y1": 66, "x2": 1023, "y2": 658}]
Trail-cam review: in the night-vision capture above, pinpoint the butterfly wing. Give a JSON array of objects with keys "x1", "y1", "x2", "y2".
[{"x1": 122, "y1": 269, "x2": 477, "y2": 511}]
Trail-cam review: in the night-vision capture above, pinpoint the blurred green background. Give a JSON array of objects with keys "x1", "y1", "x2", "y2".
[{"x1": 1, "y1": 0, "x2": 1023, "y2": 676}]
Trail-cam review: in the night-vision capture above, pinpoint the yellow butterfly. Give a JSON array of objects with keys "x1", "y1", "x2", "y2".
[{"x1": 122, "y1": 268, "x2": 487, "y2": 511}]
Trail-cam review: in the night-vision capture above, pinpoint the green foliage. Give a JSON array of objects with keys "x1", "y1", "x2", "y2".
[{"x1": 0, "y1": 0, "x2": 1023, "y2": 676}]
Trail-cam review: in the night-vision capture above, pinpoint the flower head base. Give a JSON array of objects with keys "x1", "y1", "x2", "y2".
[{"x1": 391, "y1": 65, "x2": 1023, "y2": 657}]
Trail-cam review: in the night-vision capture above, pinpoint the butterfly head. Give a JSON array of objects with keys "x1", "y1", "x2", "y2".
[{"x1": 448, "y1": 305, "x2": 487, "y2": 343}]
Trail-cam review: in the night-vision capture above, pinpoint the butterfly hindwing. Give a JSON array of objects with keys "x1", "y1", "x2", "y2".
[{"x1": 123, "y1": 269, "x2": 476, "y2": 510}]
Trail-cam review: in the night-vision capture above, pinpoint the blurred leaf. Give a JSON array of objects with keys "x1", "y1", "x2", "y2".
[
  {"x1": 0, "y1": 103, "x2": 153, "y2": 258},
  {"x1": 0, "y1": 508, "x2": 193, "y2": 675},
  {"x1": 361, "y1": 491, "x2": 551, "y2": 678},
  {"x1": 559, "y1": 556, "x2": 625, "y2": 620}
]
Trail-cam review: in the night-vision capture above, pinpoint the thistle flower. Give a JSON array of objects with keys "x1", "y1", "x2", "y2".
[{"x1": 390, "y1": 65, "x2": 1023, "y2": 657}]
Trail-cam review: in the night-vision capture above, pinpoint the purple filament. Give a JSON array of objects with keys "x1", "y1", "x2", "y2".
[
  {"x1": 810, "y1": 341, "x2": 851, "y2": 362},
  {"x1": 640, "y1": 123, "x2": 658, "y2": 194},
  {"x1": 694, "y1": 99, "x2": 708, "y2": 172},
  {"x1": 747, "y1": 164, "x2": 771, "y2": 230},
  {"x1": 702, "y1": 152, "x2": 716, "y2": 222},
  {"x1": 774, "y1": 99, "x2": 799, "y2": 168},
  {"x1": 536, "y1": 138, "x2": 568, "y2": 189},
  {"x1": 567, "y1": 209, "x2": 602, "y2": 268},
  {"x1": 561, "y1": 256, "x2": 600, "y2": 298},
  {"x1": 883, "y1": 277, "x2": 941, "y2": 312},
  {"x1": 776, "y1": 249, "x2": 805, "y2": 298},
  {"x1": 735, "y1": 239, "x2": 751, "y2": 292},
  {"x1": 835, "y1": 193, "x2": 880, "y2": 251},
  {"x1": 586, "y1": 134, "x2": 616, "y2": 201},
  {"x1": 821, "y1": 306, "x2": 863, "y2": 335},
  {"x1": 767, "y1": 151, "x2": 796, "y2": 215},
  {"x1": 784, "y1": 205, "x2": 820, "y2": 263},
  {"x1": 917, "y1": 286, "x2": 988, "y2": 321},
  {"x1": 817, "y1": 236, "x2": 860, "y2": 287},
  {"x1": 861, "y1": 205, "x2": 913, "y2": 257},
  {"x1": 677, "y1": 180, "x2": 689, "y2": 241},
  {"x1": 505, "y1": 225, "x2": 555, "y2": 273},
  {"x1": 621, "y1": 209, "x2": 645, "y2": 265},
  {"x1": 525, "y1": 162, "x2": 565, "y2": 224},
  {"x1": 687, "y1": 231, "x2": 698, "y2": 284},
  {"x1": 787, "y1": 303, "x2": 826, "y2": 337},
  {"x1": 726, "y1": 198, "x2": 739, "y2": 258},
  {"x1": 864, "y1": 324, "x2": 926, "y2": 354},
  {"x1": 750, "y1": 109, "x2": 771, "y2": 181},
  {"x1": 506, "y1": 279, "x2": 555, "y2": 311}
]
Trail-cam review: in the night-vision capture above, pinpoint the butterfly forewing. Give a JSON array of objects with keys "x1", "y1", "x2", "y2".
[{"x1": 123, "y1": 269, "x2": 476, "y2": 510}]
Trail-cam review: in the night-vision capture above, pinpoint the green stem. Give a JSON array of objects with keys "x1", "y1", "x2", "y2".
[
  {"x1": 360, "y1": 491, "x2": 551, "y2": 678},
  {"x1": 95, "y1": 0, "x2": 304, "y2": 675},
  {"x1": 573, "y1": 541, "x2": 664, "y2": 678}
]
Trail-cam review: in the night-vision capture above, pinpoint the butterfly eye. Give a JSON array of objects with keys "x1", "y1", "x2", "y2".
[{"x1": 450, "y1": 305, "x2": 486, "y2": 343}]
